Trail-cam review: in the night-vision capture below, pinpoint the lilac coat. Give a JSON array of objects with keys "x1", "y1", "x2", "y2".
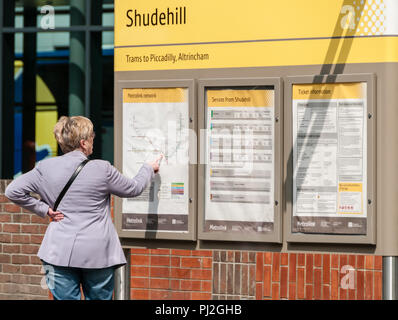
[{"x1": 5, "y1": 150, "x2": 154, "y2": 268}]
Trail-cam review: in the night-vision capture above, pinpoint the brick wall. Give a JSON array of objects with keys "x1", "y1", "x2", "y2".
[
  {"x1": 129, "y1": 249, "x2": 382, "y2": 300},
  {"x1": 0, "y1": 179, "x2": 383, "y2": 300},
  {"x1": 0, "y1": 180, "x2": 49, "y2": 300}
]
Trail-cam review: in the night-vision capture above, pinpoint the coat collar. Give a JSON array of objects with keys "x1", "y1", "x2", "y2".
[{"x1": 63, "y1": 150, "x2": 88, "y2": 160}]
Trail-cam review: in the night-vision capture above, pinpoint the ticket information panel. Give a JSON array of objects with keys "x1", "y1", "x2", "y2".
[
  {"x1": 122, "y1": 87, "x2": 190, "y2": 233},
  {"x1": 292, "y1": 83, "x2": 367, "y2": 235},
  {"x1": 203, "y1": 87, "x2": 275, "y2": 236}
]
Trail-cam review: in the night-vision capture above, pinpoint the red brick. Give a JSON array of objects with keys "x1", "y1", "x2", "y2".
[
  {"x1": 3, "y1": 245, "x2": 20, "y2": 254},
  {"x1": 322, "y1": 285, "x2": 330, "y2": 300},
  {"x1": 150, "y1": 290, "x2": 170, "y2": 299},
  {"x1": 339, "y1": 255, "x2": 348, "y2": 271},
  {"x1": 374, "y1": 271, "x2": 382, "y2": 300},
  {"x1": 20, "y1": 265, "x2": 41, "y2": 275},
  {"x1": 31, "y1": 215, "x2": 46, "y2": 224},
  {"x1": 220, "y1": 263, "x2": 227, "y2": 294},
  {"x1": 314, "y1": 269, "x2": 322, "y2": 300},
  {"x1": 4, "y1": 204, "x2": 20, "y2": 213},
  {"x1": 12, "y1": 214, "x2": 30, "y2": 223},
  {"x1": 298, "y1": 253, "x2": 305, "y2": 266},
  {"x1": 357, "y1": 255, "x2": 365, "y2": 269},
  {"x1": 0, "y1": 254, "x2": 11, "y2": 264},
  {"x1": 281, "y1": 253, "x2": 288, "y2": 266},
  {"x1": 0, "y1": 234, "x2": 11, "y2": 243},
  {"x1": 191, "y1": 269, "x2": 212, "y2": 280},
  {"x1": 289, "y1": 283, "x2": 296, "y2": 300},
  {"x1": 348, "y1": 255, "x2": 356, "y2": 269},
  {"x1": 21, "y1": 245, "x2": 39, "y2": 255},
  {"x1": 202, "y1": 280, "x2": 212, "y2": 292},
  {"x1": 264, "y1": 252, "x2": 272, "y2": 265},
  {"x1": 349, "y1": 287, "x2": 356, "y2": 300},
  {"x1": 150, "y1": 278, "x2": 169, "y2": 289},
  {"x1": 131, "y1": 266, "x2": 149, "y2": 277},
  {"x1": 256, "y1": 252, "x2": 263, "y2": 282},
  {"x1": 297, "y1": 268, "x2": 305, "y2": 299},
  {"x1": 0, "y1": 213, "x2": 11, "y2": 222},
  {"x1": 255, "y1": 283, "x2": 263, "y2": 300},
  {"x1": 202, "y1": 257, "x2": 212, "y2": 269},
  {"x1": 249, "y1": 265, "x2": 256, "y2": 296},
  {"x1": 131, "y1": 277, "x2": 149, "y2": 289},
  {"x1": 323, "y1": 254, "x2": 330, "y2": 284},
  {"x1": 339, "y1": 287, "x2": 347, "y2": 300},
  {"x1": 0, "y1": 195, "x2": 10, "y2": 203},
  {"x1": 305, "y1": 254, "x2": 313, "y2": 284},
  {"x1": 241, "y1": 252, "x2": 248, "y2": 263},
  {"x1": 150, "y1": 267, "x2": 170, "y2": 278},
  {"x1": 12, "y1": 255, "x2": 30, "y2": 264},
  {"x1": 21, "y1": 225, "x2": 39, "y2": 234},
  {"x1": 191, "y1": 250, "x2": 212, "y2": 257},
  {"x1": 374, "y1": 256, "x2": 382, "y2": 271},
  {"x1": 131, "y1": 255, "x2": 149, "y2": 266},
  {"x1": 357, "y1": 270, "x2": 365, "y2": 300},
  {"x1": 192, "y1": 292, "x2": 211, "y2": 300},
  {"x1": 171, "y1": 291, "x2": 190, "y2": 300},
  {"x1": 331, "y1": 254, "x2": 339, "y2": 269},
  {"x1": 314, "y1": 254, "x2": 322, "y2": 268},
  {"x1": 130, "y1": 289, "x2": 149, "y2": 300},
  {"x1": 180, "y1": 280, "x2": 201, "y2": 291},
  {"x1": 263, "y1": 266, "x2": 271, "y2": 297},
  {"x1": 171, "y1": 249, "x2": 191, "y2": 256},
  {"x1": 30, "y1": 235, "x2": 43, "y2": 244},
  {"x1": 181, "y1": 257, "x2": 200, "y2": 268},
  {"x1": 3, "y1": 224, "x2": 20, "y2": 233},
  {"x1": 271, "y1": 283, "x2": 279, "y2": 300},
  {"x1": 227, "y1": 251, "x2": 234, "y2": 262},
  {"x1": 3, "y1": 264, "x2": 20, "y2": 273},
  {"x1": 365, "y1": 271, "x2": 373, "y2": 300},
  {"x1": 149, "y1": 249, "x2": 170, "y2": 255},
  {"x1": 171, "y1": 268, "x2": 191, "y2": 279},
  {"x1": 331, "y1": 269, "x2": 339, "y2": 300},
  {"x1": 280, "y1": 267, "x2": 288, "y2": 298},
  {"x1": 365, "y1": 255, "x2": 374, "y2": 270},
  {"x1": 305, "y1": 285, "x2": 313, "y2": 300},
  {"x1": 171, "y1": 257, "x2": 180, "y2": 267},
  {"x1": 272, "y1": 253, "x2": 280, "y2": 282},
  {"x1": 289, "y1": 253, "x2": 297, "y2": 282},
  {"x1": 170, "y1": 279, "x2": 180, "y2": 290},
  {"x1": 130, "y1": 248, "x2": 150, "y2": 254}
]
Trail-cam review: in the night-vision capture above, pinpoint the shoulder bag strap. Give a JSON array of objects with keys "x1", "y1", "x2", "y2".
[{"x1": 53, "y1": 159, "x2": 90, "y2": 211}]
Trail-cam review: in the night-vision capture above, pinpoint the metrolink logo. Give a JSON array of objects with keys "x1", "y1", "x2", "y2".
[{"x1": 297, "y1": 221, "x2": 316, "y2": 227}]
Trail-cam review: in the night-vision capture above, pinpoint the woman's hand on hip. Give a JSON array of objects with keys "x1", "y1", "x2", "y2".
[{"x1": 47, "y1": 208, "x2": 64, "y2": 222}]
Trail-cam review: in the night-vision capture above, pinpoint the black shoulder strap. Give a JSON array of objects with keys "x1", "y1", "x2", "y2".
[{"x1": 53, "y1": 159, "x2": 90, "y2": 211}]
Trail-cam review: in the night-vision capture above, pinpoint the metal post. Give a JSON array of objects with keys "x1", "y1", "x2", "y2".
[
  {"x1": 114, "y1": 248, "x2": 130, "y2": 300},
  {"x1": 69, "y1": 0, "x2": 86, "y2": 116},
  {"x1": 383, "y1": 256, "x2": 398, "y2": 300}
]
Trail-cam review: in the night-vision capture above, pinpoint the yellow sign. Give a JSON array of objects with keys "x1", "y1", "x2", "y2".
[
  {"x1": 115, "y1": 0, "x2": 398, "y2": 71},
  {"x1": 293, "y1": 83, "x2": 366, "y2": 100},
  {"x1": 123, "y1": 88, "x2": 187, "y2": 103},
  {"x1": 207, "y1": 89, "x2": 273, "y2": 107}
]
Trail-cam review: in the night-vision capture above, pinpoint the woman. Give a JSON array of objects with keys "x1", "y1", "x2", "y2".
[{"x1": 5, "y1": 116, "x2": 161, "y2": 300}]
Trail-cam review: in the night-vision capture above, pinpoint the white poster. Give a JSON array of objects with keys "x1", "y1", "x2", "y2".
[
  {"x1": 204, "y1": 88, "x2": 275, "y2": 234},
  {"x1": 122, "y1": 88, "x2": 189, "y2": 232},
  {"x1": 292, "y1": 83, "x2": 367, "y2": 234}
]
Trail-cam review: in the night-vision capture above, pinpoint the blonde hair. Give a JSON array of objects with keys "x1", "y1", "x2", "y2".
[{"x1": 53, "y1": 116, "x2": 94, "y2": 153}]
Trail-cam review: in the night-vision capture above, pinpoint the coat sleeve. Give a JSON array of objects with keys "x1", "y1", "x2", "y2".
[
  {"x1": 4, "y1": 162, "x2": 49, "y2": 218},
  {"x1": 106, "y1": 162, "x2": 154, "y2": 198}
]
